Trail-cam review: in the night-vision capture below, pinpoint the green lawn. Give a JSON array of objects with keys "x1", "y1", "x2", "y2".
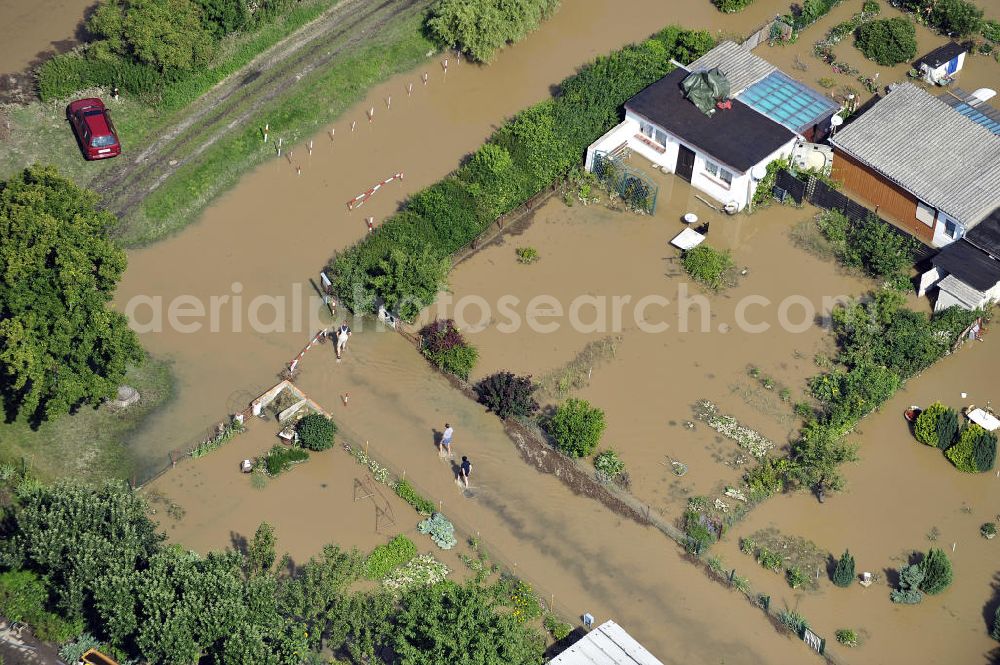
[{"x1": 0, "y1": 355, "x2": 174, "y2": 483}]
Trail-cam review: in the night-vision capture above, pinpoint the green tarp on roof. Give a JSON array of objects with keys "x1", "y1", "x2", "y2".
[{"x1": 681, "y1": 68, "x2": 731, "y2": 116}]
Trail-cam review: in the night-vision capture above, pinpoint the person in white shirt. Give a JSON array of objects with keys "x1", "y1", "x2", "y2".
[
  {"x1": 335, "y1": 323, "x2": 351, "y2": 360},
  {"x1": 439, "y1": 423, "x2": 454, "y2": 456}
]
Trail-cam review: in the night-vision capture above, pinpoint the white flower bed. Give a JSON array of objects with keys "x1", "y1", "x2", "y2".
[
  {"x1": 382, "y1": 554, "x2": 450, "y2": 592},
  {"x1": 696, "y1": 400, "x2": 774, "y2": 458}
]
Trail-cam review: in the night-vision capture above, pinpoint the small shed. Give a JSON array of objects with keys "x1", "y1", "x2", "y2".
[
  {"x1": 549, "y1": 620, "x2": 665, "y2": 665},
  {"x1": 917, "y1": 42, "x2": 967, "y2": 86}
]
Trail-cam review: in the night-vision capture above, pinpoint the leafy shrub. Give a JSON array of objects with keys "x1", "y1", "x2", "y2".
[
  {"x1": 713, "y1": 0, "x2": 754, "y2": 12},
  {"x1": 757, "y1": 547, "x2": 783, "y2": 572},
  {"x1": 833, "y1": 549, "x2": 855, "y2": 587},
  {"x1": 365, "y1": 535, "x2": 418, "y2": 580},
  {"x1": 740, "y1": 537, "x2": 757, "y2": 556},
  {"x1": 918, "y1": 548, "x2": 953, "y2": 595},
  {"x1": 901, "y1": 0, "x2": 983, "y2": 37},
  {"x1": 60, "y1": 634, "x2": 103, "y2": 665},
  {"x1": 855, "y1": 18, "x2": 917, "y2": 65},
  {"x1": 981, "y1": 522, "x2": 997, "y2": 539},
  {"x1": 817, "y1": 76, "x2": 836, "y2": 88},
  {"x1": 425, "y1": 0, "x2": 561, "y2": 62},
  {"x1": 786, "y1": 567, "x2": 809, "y2": 589},
  {"x1": 683, "y1": 244, "x2": 734, "y2": 290},
  {"x1": 38, "y1": 51, "x2": 163, "y2": 101},
  {"x1": 420, "y1": 319, "x2": 479, "y2": 380},
  {"x1": 593, "y1": 450, "x2": 626, "y2": 482},
  {"x1": 817, "y1": 210, "x2": 919, "y2": 287},
  {"x1": 792, "y1": 0, "x2": 842, "y2": 30},
  {"x1": 683, "y1": 510, "x2": 717, "y2": 554},
  {"x1": 263, "y1": 445, "x2": 309, "y2": 475},
  {"x1": 417, "y1": 512, "x2": 458, "y2": 549},
  {"x1": 516, "y1": 247, "x2": 539, "y2": 264},
  {"x1": 914, "y1": 402, "x2": 946, "y2": 445},
  {"x1": 296, "y1": 414, "x2": 337, "y2": 451},
  {"x1": 544, "y1": 612, "x2": 573, "y2": 641},
  {"x1": 946, "y1": 424, "x2": 997, "y2": 473},
  {"x1": 777, "y1": 609, "x2": 809, "y2": 636},
  {"x1": 994, "y1": 605, "x2": 1000, "y2": 641},
  {"x1": 743, "y1": 457, "x2": 790, "y2": 502},
  {"x1": 836, "y1": 628, "x2": 858, "y2": 647},
  {"x1": 984, "y1": 19, "x2": 1000, "y2": 43},
  {"x1": 474, "y1": 372, "x2": 539, "y2": 419},
  {"x1": 544, "y1": 398, "x2": 606, "y2": 457},
  {"x1": 0, "y1": 570, "x2": 47, "y2": 623},
  {"x1": 890, "y1": 564, "x2": 924, "y2": 604},
  {"x1": 394, "y1": 479, "x2": 437, "y2": 515},
  {"x1": 505, "y1": 578, "x2": 542, "y2": 623}
]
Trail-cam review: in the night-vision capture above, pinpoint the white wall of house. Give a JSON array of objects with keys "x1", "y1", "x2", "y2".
[
  {"x1": 917, "y1": 266, "x2": 943, "y2": 297},
  {"x1": 921, "y1": 52, "x2": 966, "y2": 84},
  {"x1": 586, "y1": 111, "x2": 797, "y2": 211},
  {"x1": 931, "y1": 210, "x2": 965, "y2": 247},
  {"x1": 935, "y1": 281, "x2": 1000, "y2": 312}
]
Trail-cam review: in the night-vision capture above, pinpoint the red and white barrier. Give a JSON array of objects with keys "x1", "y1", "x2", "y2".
[
  {"x1": 346, "y1": 172, "x2": 404, "y2": 211},
  {"x1": 288, "y1": 329, "x2": 328, "y2": 374}
]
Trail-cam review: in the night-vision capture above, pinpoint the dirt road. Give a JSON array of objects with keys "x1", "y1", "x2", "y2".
[{"x1": 90, "y1": 0, "x2": 429, "y2": 221}]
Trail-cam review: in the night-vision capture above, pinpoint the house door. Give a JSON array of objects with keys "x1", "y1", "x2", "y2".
[
  {"x1": 676, "y1": 145, "x2": 696, "y2": 182},
  {"x1": 946, "y1": 57, "x2": 958, "y2": 74}
]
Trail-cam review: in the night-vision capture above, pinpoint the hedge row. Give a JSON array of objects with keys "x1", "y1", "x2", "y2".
[{"x1": 327, "y1": 25, "x2": 715, "y2": 317}]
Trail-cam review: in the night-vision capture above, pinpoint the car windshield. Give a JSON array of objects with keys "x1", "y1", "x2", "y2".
[{"x1": 91, "y1": 135, "x2": 117, "y2": 148}]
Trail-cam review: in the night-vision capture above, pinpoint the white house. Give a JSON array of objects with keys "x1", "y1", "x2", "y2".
[
  {"x1": 916, "y1": 42, "x2": 967, "y2": 86},
  {"x1": 919, "y1": 210, "x2": 1000, "y2": 311},
  {"x1": 585, "y1": 42, "x2": 804, "y2": 212}
]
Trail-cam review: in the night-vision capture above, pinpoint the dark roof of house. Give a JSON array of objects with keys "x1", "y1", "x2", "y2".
[
  {"x1": 625, "y1": 68, "x2": 795, "y2": 173},
  {"x1": 916, "y1": 42, "x2": 967, "y2": 69},
  {"x1": 932, "y1": 238, "x2": 1000, "y2": 291},
  {"x1": 965, "y1": 209, "x2": 1000, "y2": 256}
]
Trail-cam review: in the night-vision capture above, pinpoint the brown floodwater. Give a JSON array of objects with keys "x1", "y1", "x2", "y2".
[
  {"x1": 0, "y1": 0, "x2": 94, "y2": 75},
  {"x1": 115, "y1": 0, "x2": 999, "y2": 662}
]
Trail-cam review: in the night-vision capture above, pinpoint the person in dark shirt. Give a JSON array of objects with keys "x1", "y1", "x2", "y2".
[{"x1": 459, "y1": 456, "x2": 472, "y2": 488}]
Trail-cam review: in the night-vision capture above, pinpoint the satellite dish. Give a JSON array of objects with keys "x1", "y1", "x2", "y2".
[
  {"x1": 750, "y1": 165, "x2": 767, "y2": 180},
  {"x1": 830, "y1": 115, "x2": 844, "y2": 127}
]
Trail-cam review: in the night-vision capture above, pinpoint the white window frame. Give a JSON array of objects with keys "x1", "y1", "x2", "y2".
[
  {"x1": 915, "y1": 201, "x2": 935, "y2": 227},
  {"x1": 639, "y1": 120, "x2": 667, "y2": 147},
  {"x1": 703, "y1": 159, "x2": 733, "y2": 187}
]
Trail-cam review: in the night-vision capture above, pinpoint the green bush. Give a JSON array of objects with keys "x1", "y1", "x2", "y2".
[
  {"x1": 993, "y1": 604, "x2": 1000, "y2": 640},
  {"x1": 365, "y1": 535, "x2": 418, "y2": 580},
  {"x1": 593, "y1": 450, "x2": 626, "y2": 481},
  {"x1": 420, "y1": 320, "x2": 479, "y2": 380},
  {"x1": 394, "y1": 479, "x2": 436, "y2": 515},
  {"x1": 914, "y1": 402, "x2": 946, "y2": 446},
  {"x1": 425, "y1": 0, "x2": 561, "y2": 62},
  {"x1": 743, "y1": 457, "x2": 791, "y2": 502},
  {"x1": 833, "y1": 549, "x2": 855, "y2": 587},
  {"x1": 516, "y1": 247, "x2": 539, "y2": 264},
  {"x1": 984, "y1": 19, "x2": 1000, "y2": 43},
  {"x1": 683, "y1": 244, "x2": 734, "y2": 290},
  {"x1": 757, "y1": 547, "x2": 783, "y2": 572},
  {"x1": 918, "y1": 548, "x2": 953, "y2": 595},
  {"x1": 792, "y1": 0, "x2": 843, "y2": 30},
  {"x1": 981, "y1": 522, "x2": 997, "y2": 539},
  {"x1": 817, "y1": 210, "x2": 919, "y2": 287},
  {"x1": 785, "y1": 567, "x2": 809, "y2": 589},
  {"x1": 946, "y1": 424, "x2": 997, "y2": 473},
  {"x1": 777, "y1": 609, "x2": 809, "y2": 636},
  {"x1": 683, "y1": 510, "x2": 717, "y2": 554},
  {"x1": 474, "y1": 372, "x2": 539, "y2": 419},
  {"x1": 936, "y1": 408, "x2": 960, "y2": 450},
  {"x1": 713, "y1": 0, "x2": 754, "y2": 12},
  {"x1": 836, "y1": 628, "x2": 858, "y2": 647},
  {"x1": 890, "y1": 564, "x2": 924, "y2": 604},
  {"x1": 544, "y1": 398, "x2": 606, "y2": 458},
  {"x1": 296, "y1": 414, "x2": 337, "y2": 451},
  {"x1": 543, "y1": 612, "x2": 573, "y2": 641},
  {"x1": 38, "y1": 51, "x2": 164, "y2": 101},
  {"x1": 0, "y1": 570, "x2": 48, "y2": 623},
  {"x1": 263, "y1": 445, "x2": 309, "y2": 475},
  {"x1": 900, "y1": 0, "x2": 983, "y2": 37},
  {"x1": 855, "y1": 18, "x2": 917, "y2": 65}
]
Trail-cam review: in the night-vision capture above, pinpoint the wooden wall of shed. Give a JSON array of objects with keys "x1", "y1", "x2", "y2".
[{"x1": 831, "y1": 150, "x2": 935, "y2": 243}]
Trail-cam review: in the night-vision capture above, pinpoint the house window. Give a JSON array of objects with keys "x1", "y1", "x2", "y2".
[
  {"x1": 915, "y1": 201, "x2": 935, "y2": 227},
  {"x1": 944, "y1": 219, "x2": 960, "y2": 239},
  {"x1": 639, "y1": 120, "x2": 667, "y2": 147},
  {"x1": 704, "y1": 160, "x2": 733, "y2": 187}
]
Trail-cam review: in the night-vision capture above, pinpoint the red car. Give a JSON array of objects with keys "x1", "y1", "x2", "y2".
[{"x1": 66, "y1": 98, "x2": 121, "y2": 160}]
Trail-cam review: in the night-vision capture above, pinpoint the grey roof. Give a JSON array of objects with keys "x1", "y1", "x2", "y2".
[
  {"x1": 966, "y1": 210, "x2": 1000, "y2": 256},
  {"x1": 687, "y1": 41, "x2": 776, "y2": 95},
  {"x1": 831, "y1": 83, "x2": 1000, "y2": 225},
  {"x1": 939, "y1": 274, "x2": 989, "y2": 309},
  {"x1": 932, "y1": 238, "x2": 1000, "y2": 290}
]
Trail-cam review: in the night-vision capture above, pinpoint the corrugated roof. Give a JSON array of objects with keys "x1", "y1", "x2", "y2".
[
  {"x1": 830, "y1": 83, "x2": 1000, "y2": 225},
  {"x1": 687, "y1": 41, "x2": 776, "y2": 95},
  {"x1": 549, "y1": 621, "x2": 666, "y2": 665},
  {"x1": 939, "y1": 274, "x2": 989, "y2": 308}
]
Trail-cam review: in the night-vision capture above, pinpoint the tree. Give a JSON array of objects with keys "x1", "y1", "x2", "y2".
[
  {"x1": 370, "y1": 246, "x2": 450, "y2": 322},
  {"x1": 394, "y1": 582, "x2": 544, "y2": 665},
  {"x1": 419, "y1": 319, "x2": 478, "y2": 380},
  {"x1": 88, "y1": 0, "x2": 216, "y2": 75},
  {"x1": 474, "y1": 372, "x2": 539, "y2": 419},
  {"x1": 918, "y1": 548, "x2": 953, "y2": 595},
  {"x1": 993, "y1": 604, "x2": 1000, "y2": 641},
  {"x1": 889, "y1": 564, "x2": 924, "y2": 604},
  {"x1": 296, "y1": 414, "x2": 337, "y2": 451},
  {"x1": 935, "y1": 407, "x2": 959, "y2": 450},
  {"x1": 544, "y1": 398, "x2": 606, "y2": 457},
  {"x1": 789, "y1": 421, "x2": 859, "y2": 500},
  {"x1": 855, "y1": 18, "x2": 917, "y2": 65},
  {"x1": 245, "y1": 522, "x2": 277, "y2": 578},
  {"x1": 833, "y1": 550, "x2": 855, "y2": 587},
  {"x1": 193, "y1": 0, "x2": 251, "y2": 37},
  {"x1": 914, "y1": 402, "x2": 946, "y2": 446},
  {"x1": 426, "y1": 0, "x2": 560, "y2": 63},
  {"x1": 0, "y1": 167, "x2": 144, "y2": 424},
  {"x1": 946, "y1": 424, "x2": 997, "y2": 473},
  {"x1": 924, "y1": 0, "x2": 984, "y2": 37}
]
